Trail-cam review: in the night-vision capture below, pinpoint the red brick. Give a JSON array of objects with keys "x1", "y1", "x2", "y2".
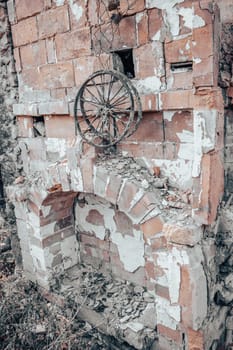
[
  {"x1": 155, "y1": 284, "x2": 170, "y2": 300},
  {"x1": 105, "y1": 174, "x2": 122, "y2": 204},
  {"x1": 118, "y1": 15, "x2": 137, "y2": 48},
  {"x1": 38, "y1": 62, "x2": 75, "y2": 89},
  {"x1": 50, "y1": 88, "x2": 66, "y2": 100},
  {"x1": 69, "y1": 0, "x2": 87, "y2": 29},
  {"x1": 120, "y1": 0, "x2": 145, "y2": 15},
  {"x1": 129, "y1": 192, "x2": 159, "y2": 223},
  {"x1": 113, "y1": 211, "x2": 133, "y2": 236},
  {"x1": 55, "y1": 28, "x2": 91, "y2": 61},
  {"x1": 44, "y1": 115, "x2": 75, "y2": 138},
  {"x1": 46, "y1": 38, "x2": 56, "y2": 64},
  {"x1": 164, "y1": 111, "x2": 193, "y2": 142},
  {"x1": 134, "y1": 42, "x2": 163, "y2": 79},
  {"x1": 13, "y1": 48, "x2": 21, "y2": 72},
  {"x1": 157, "y1": 324, "x2": 182, "y2": 344},
  {"x1": 187, "y1": 329, "x2": 205, "y2": 350},
  {"x1": 160, "y1": 90, "x2": 194, "y2": 110},
  {"x1": 74, "y1": 53, "x2": 111, "y2": 86},
  {"x1": 140, "y1": 94, "x2": 158, "y2": 112},
  {"x1": 119, "y1": 142, "x2": 164, "y2": 159},
  {"x1": 165, "y1": 36, "x2": 192, "y2": 63},
  {"x1": 141, "y1": 215, "x2": 164, "y2": 239},
  {"x1": 145, "y1": 260, "x2": 155, "y2": 280},
  {"x1": 150, "y1": 235, "x2": 167, "y2": 250},
  {"x1": 117, "y1": 181, "x2": 142, "y2": 213},
  {"x1": 148, "y1": 8, "x2": 162, "y2": 40},
  {"x1": 86, "y1": 209, "x2": 104, "y2": 226},
  {"x1": 81, "y1": 158, "x2": 94, "y2": 193},
  {"x1": 166, "y1": 64, "x2": 193, "y2": 91},
  {"x1": 195, "y1": 152, "x2": 224, "y2": 224},
  {"x1": 179, "y1": 265, "x2": 193, "y2": 327},
  {"x1": 40, "y1": 207, "x2": 72, "y2": 226},
  {"x1": 193, "y1": 88, "x2": 224, "y2": 110},
  {"x1": 15, "y1": 0, "x2": 44, "y2": 20},
  {"x1": 136, "y1": 11, "x2": 148, "y2": 46},
  {"x1": 20, "y1": 68, "x2": 40, "y2": 89},
  {"x1": 17, "y1": 116, "x2": 34, "y2": 137},
  {"x1": 38, "y1": 6, "x2": 70, "y2": 39},
  {"x1": 12, "y1": 17, "x2": 38, "y2": 47},
  {"x1": 87, "y1": 0, "x2": 98, "y2": 25},
  {"x1": 192, "y1": 24, "x2": 213, "y2": 59},
  {"x1": 128, "y1": 112, "x2": 164, "y2": 142},
  {"x1": 164, "y1": 224, "x2": 202, "y2": 247},
  {"x1": 20, "y1": 41, "x2": 47, "y2": 69},
  {"x1": 42, "y1": 231, "x2": 61, "y2": 248},
  {"x1": 193, "y1": 57, "x2": 214, "y2": 87}
]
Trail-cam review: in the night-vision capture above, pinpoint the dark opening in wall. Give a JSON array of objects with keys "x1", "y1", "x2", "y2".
[
  {"x1": 33, "y1": 116, "x2": 45, "y2": 137},
  {"x1": 112, "y1": 49, "x2": 135, "y2": 78},
  {"x1": 171, "y1": 61, "x2": 193, "y2": 72}
]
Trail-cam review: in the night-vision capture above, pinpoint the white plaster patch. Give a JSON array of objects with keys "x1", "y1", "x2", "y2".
[
  {"x1": 152, "y1": 30, "x2": 161, "y2": 41},
  {"x1": 152, "y1": 159, "x2": 193, "y2": 190},
  {"x1": 178, "y1": 143, "x2": 194, "y2": 160},
  {"x1": 75, "y1": 197, "x2": 116, "y2": 240},
  {"x1": 70, "y1": 168, "x2": 84, "y2": 192},
  {"x1": 156, "y1": 296, "x2": 180, "y2": 330},
  {"x1": 30, "y1": 245, "x2": 46, "y2": 271},
  {"x1": 111, "y1": 231, "x2": 145, "y2": 272},
  {"x1": 134, "y1": 76, "x2": 162, "y2": 94},
  {"x1": 45, "y1": 139, "x2": 67, "y2": 158},
  {"x1": 193, "y1": 57, "x2": 202, "y2": 64},
  {"x1": 178, "y1": 7, "x2": 205, "y2": 29},
  {"x1": 41, "y1": 205, "x2": 51, "y2": 218},
  {"x1": 136, "y1": 12, "x2": 144, "y2": 23},
  {"x1": 55, "y1": 0, "x2": 65, "y2": 5},
  {"x1": 146, "y1": 0, "x2": 184, "y2": 10},
  {"x1": 61, "y1": 236, "x2": 79, "y2": 269},
  {"x1": 192, "y1": 110, "x2": 217, "y2": 177},
  {"x1": 163, "y1": 111, "x2": 176, "y2": 122},
  {"x1": 69, "y1": 0, "x2": 83, "y2": 22}
]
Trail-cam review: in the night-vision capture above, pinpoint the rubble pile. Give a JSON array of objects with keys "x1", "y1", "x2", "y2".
[{"x1": 53, "y1": 263, "x2": 158, "y2": 350}]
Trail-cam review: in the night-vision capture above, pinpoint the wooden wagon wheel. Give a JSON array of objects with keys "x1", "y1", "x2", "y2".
[{"x1": 74, "y1": 70, "x2": 142, "y2": 148}]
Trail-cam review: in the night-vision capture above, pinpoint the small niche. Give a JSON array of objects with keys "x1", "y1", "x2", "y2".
[
  {"x1": 112, "y1": 49, "x2": 135, "y2": 78},
  {"x1": 33, "y1": 116, "x2": 46, "y2": 137},
  {"x1": 171, "y1": 61, "x2": 193, "y2": 73}
]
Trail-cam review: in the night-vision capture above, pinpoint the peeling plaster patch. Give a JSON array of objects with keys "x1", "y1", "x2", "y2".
[
  {"x1": 111, "y1": 231, "x2": 145, "y2": 272},
  {"x1": 193, "y1": 57, "x2": 202, "y2": 64},
  {"x1": 178, "y1": 7, "x2": 205, "y2": 29},
  {"x1": 178, "y1": 143, "x2": 194, "y2": 160},
  {"x1": 55, "y1": 0, "x2": 65, "y2": 5},
  {"x1": 163, "y1": 111, "x2": 175, "y2": 122},
  {"x1": 70, "y1": 168, "x2": 83, "y2": 192},
  {"x1": 156, "y1": 296, "x2": 180, "y2": 330},
  {"x1": 146, "y1": 0, "x2": 184, "y2": 10},
  {"x1": 45, "y1": 139, "x2": 67, "y2": 158},
  {"x1": 192, "y1": 110, "x2": 217, "y2": 177},
  {"x1": 134, "y1": 76, "x2": 162, "y2": 94},
  {"x1": 152, "y1": 30, "x2": 161, "y2": 41},
  {"x1": 152, "y1": 159, "x2": 193, "y2": 189},
  {"x1": 75, "y1": 198, "x2": 116, "y2": 240},
  {"x1": 136, "y1": 12, "x2": 144, "y2": 23},
  {"x1": 177, "y1": 130, "x2": 194, "y2": 143},
  {"x1": 69, "y1": 0, "x2": 83, "y2": 22},
  {"x1": 60, "y1": 236, "x2": 79, "y2": 269}
]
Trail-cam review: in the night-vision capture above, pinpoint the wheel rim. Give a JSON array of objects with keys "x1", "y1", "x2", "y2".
[{"x1": 74, "y1": 70, "x2": 141, "y2": 148}]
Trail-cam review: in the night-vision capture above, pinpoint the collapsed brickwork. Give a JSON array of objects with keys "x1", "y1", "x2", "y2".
[{"x1": 3, "y1": 0, "x2": 233, "y2": 349}]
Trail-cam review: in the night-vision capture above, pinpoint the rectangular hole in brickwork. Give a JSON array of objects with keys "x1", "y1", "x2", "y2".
[
  {"x1": 171, "y1": 61, "x2": 193, "y2": 73},
  {"x1": 112, "y1": 49, "x2": 135, "y2": 78},
  {"x1": 33, "y1": 116, "x2": 46, "y2": 137}
]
